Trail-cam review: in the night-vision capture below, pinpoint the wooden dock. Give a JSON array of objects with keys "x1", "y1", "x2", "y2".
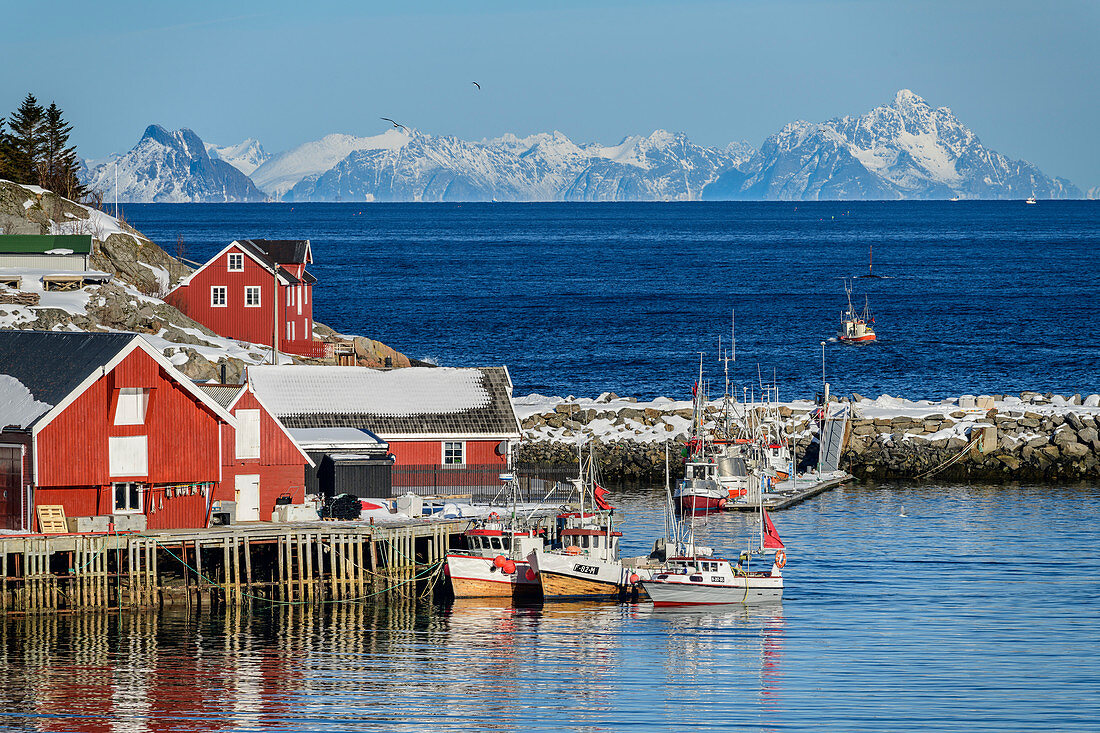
[
  {"x1": 725, "y1": 472, "x2": 852, "y2": 512},
  {"x1": 0, "y1": 517, "x2": 548, "y2": 615}
]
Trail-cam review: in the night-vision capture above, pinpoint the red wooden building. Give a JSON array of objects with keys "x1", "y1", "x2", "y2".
[
  {"x1": 165, "y1": 239, "x2": 324, "y2": 358},
  {"x1": 198, "y1": 383, "x2": 313, "y2": 521},
  {"x1": 0, "y1": 331, "x2": 237, "y2": 531},
  {"x1": 247, "y1": 365, "x2": 522, "y2": 495}
]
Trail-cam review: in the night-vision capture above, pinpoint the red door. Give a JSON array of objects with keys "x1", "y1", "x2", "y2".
[{"x1": 0, "y1": 447, "x2": 22, "y2": 530}]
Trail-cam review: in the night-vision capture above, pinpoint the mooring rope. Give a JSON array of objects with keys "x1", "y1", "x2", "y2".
[{"x1": 914, "y1": 435, "x2": 981, "y2": 479}]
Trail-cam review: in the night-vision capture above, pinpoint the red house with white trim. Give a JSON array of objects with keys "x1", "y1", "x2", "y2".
[
  {"x1": 0, "y1": 331, "x2": 237, "y2": 531},
  {"x1": 198, "y1": 383, "x2": 314, "y2": 521},
  {"x1": 165, "y1": 239, "x2": 324, "y2": 358}
]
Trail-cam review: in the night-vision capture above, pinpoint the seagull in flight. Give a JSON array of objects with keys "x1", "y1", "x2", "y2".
[
  {"x1": 381, "y1": 117, "x2": 408, "y2": 132},
  {"x1": 471, "y1": 81, "x2": 481, "y2": 90}
]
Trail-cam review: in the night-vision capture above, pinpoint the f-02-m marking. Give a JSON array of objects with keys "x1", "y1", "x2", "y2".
[{"x1": 572, "y1": 564, "x2": 600, "y2": 575}]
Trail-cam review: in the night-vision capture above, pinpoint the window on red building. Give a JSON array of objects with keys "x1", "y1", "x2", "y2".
[
  {"x1": 244, "y1": 286, "x2": 261, "y2": 307},
  {"x1": 113, "y1": 482, "x2": 143, "y2": 513},
  {"x1": 227, "y1": 253, "x2": 244, "y2": 271},
  {"x1": 443, "y1": 441, "x2": 465, "y2": 466},
  {"x1": 211, "y1": 286, "x2": 227, "y2": 307}
]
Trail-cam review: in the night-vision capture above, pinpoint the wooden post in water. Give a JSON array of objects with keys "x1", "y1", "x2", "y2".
[
  {"x1": 194, "y1": 540, "x2": 204, "y2": 609},
  {"x1": 354, "y1": 534, "x2": 364, "y2": 599},
  {"x1": 243, "y1": 537, "x2": 253, "y2": 605}
]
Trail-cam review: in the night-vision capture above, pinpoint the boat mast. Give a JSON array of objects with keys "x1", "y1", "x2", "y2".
[{"x1": 869, "y1": 243, "x2": 873, "y2": 278}]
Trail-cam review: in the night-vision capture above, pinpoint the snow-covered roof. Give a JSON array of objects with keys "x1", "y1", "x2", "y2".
[
  {"x1": 249, "y1": 365, "x2": 521, "y2": 438},
  {"x1": 0, "y1": 374, "x2": 53, "y2": 429},
  {"x1": 288, "y1": 427, "x2": 388, "y2": 451}
]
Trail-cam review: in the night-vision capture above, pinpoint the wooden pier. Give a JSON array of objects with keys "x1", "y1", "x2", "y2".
[{"x1": 0, "y1": 518, "x2": 510, "y2": 614}]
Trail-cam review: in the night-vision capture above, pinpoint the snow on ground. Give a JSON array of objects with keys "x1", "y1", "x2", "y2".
[{"x1": 516, "y1": 391, "x2": 1100, "y2": 445}]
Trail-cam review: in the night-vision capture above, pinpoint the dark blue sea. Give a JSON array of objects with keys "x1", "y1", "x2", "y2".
[{"x1": 123, "y1": 201, "x2": 1100, "y2": 401}]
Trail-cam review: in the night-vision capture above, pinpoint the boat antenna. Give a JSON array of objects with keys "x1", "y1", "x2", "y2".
[{"x1": 869, "y1": 243, "x2": 873, "y2": 278}]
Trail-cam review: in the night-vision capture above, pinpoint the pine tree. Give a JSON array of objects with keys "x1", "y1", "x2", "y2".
[
  {"x1": 41, "y1": 102, "x2": 85, "y2": 200},
  {"x1": 6, "y1": 93, "x2": 45, "y2": 184},
  {"x1": 0, "y1": 116, "x2": 12, "y2": 180}
]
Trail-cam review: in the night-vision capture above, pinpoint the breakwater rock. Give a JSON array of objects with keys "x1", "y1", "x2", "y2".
[{"x1": 514, "y1": 392, "x2": 1100, "y2": 483}]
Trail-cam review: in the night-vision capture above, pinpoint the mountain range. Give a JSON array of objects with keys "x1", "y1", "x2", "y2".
[{"x1": 82, "y1": 91, "x2": 1083, "y2": 202}]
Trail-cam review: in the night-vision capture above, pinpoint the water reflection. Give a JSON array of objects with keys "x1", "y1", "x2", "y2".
[{"x1": 0, "y1": 484, "x2": 1096, "y2": 731}]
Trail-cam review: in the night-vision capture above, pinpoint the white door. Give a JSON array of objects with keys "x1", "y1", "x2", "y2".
[{"x1": 235, "y1": 474, "x2": 261, "y2": 521}]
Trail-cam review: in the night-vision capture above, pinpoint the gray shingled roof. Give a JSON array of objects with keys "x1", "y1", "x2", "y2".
[
  {"x1": 0, "y1": 331, "x2": 136, "y2": 428},
  {"x1": 249, "y1": 365, "x2": 520, "y2": 438}
]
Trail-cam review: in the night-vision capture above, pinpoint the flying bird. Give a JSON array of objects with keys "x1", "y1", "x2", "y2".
[
  {"x1": 380, "y1": 117, "x2": 408, "y2": 132},
  {"x1": 471, "y1": 81, "x2": 481, "y2": 90}
]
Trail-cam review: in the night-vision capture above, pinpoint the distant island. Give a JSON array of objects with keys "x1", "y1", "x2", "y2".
[{"x1": 82, "y1": 90, "x2": 1081, "y2": 203}]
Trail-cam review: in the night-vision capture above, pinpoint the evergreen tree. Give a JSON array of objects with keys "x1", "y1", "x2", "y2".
[
  {"x1": 6, "y1": 93, "x2": 45, "y2": 183},
  {"x1": 41, "y1": 102, "x2": 85, "y2": 200},
  {"x1": 0, "y1": 116, "x2": 12, "y2": 180}
]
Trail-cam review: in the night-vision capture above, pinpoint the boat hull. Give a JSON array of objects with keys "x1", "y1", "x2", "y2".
[
  {"x1": 641, "y1": 576, "x2": 783, "y2": 606},
  {"x1": 838, "y1": 333, "x2": 876, "y2": 343},
  {"x1": 529, "y1": 549, "x2": 635, "y2": 599},
  {"x1": 446, "y1": 553, "x2": 541, "y2": 600}
]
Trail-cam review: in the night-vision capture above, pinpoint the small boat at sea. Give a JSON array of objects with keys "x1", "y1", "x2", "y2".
[
  {"x1": 838, "y1": 279, "x2": 876, "y2": 343},
  {"x1": 445, "y1": 474, "x2": 545, "y2": 600},
  {"x1": 1025, "y1": 195, "x2": 1038, "y2": 205},
  {"x1": 641, "y1": 501, "x2": 787, "y2": 607}
]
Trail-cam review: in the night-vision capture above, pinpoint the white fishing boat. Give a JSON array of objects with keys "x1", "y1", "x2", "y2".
[
  {"x1": 838, "y1": 279, "x2": 876, "y2": 343},
  {"x1": 1025, "y1": 195, "x2": 1037, "y2": 205},
  {"x1": 445, "y1": 474, "x2": 545, "y2": 600},
  {"x1": 642, "y1": 487, "x2": 787, "y2": 606}
]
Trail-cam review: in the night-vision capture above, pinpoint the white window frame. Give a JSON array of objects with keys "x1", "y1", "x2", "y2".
[
  {"x1": 304, "y1": 286, "x2": 309, "y2": 306},
  {"x1": 235, "y1": 409, "x2": 261, "y2": 460},
  {"x1": 114, "y1": 387, "x2": 148, "y2": 426},
  {"x1": 227, "y1": 252, "x2": 244, "y2": 272},
  {"x1": 112, "y1": 481, "x2": 144, "y2": 514},
  {"x1": 286, "y1": 321, "x2": 291, "y2": 341},
  {"x1": 442, "y1": 441, "x2": 465, "y2": 466},
  {"x1": 287, "y1": 286, "x2": 294, "y2": 306},
  {"x1": 244, "y1": 286, "x2": 261, "y2": 308},
  {"x1": 210, "y1": 285, "x2": 227, "y2": 307}
]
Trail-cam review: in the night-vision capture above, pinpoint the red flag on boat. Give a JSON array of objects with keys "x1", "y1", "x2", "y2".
[
  {"x1": 692, "y1": 380, "x2": 698, "y2": 397},
  {"x1": 593, "y1": 484, "x2": 614, "y2": 511},
  {"x1": 762, "y1": 509, "x2": 784, "y2": 549}
]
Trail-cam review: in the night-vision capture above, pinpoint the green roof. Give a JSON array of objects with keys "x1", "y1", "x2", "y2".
[{"x1": 0, "y1": 235, "x2": 92, "y2": 255}]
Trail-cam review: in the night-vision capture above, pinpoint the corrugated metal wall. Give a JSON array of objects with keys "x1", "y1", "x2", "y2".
[{"x1": 0, "y1": 254, "x2": 88, "y2": 271}]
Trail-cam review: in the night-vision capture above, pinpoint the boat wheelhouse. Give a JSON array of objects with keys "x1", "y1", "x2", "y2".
[{"x1": 838, "y1": 279, "x2": 876, "y2": 343}]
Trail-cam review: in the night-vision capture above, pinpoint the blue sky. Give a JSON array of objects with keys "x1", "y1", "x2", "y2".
[{"x1": 3, "y1": 0, "x2": 1097, "y2": 189}]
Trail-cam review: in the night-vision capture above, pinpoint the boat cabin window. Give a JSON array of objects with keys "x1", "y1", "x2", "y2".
[
  {"x1": 490, "y1": 537, "x2": 502, "y2": 549},
  {"x1": 501, "y1": 537, "x2": 511, "y2": 550},
  {"x1": 580, "y1": 535, "x2": 589, "y2": 549}
]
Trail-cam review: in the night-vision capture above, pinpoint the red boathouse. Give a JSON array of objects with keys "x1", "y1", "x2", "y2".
[
  {"x1": 247, "y1": 365, "x2": 522, "y2": 495},
  {"x1": 165, "y1": 239, "x2": 324, "y2": 358},
  {"x1": 198, "y1": 383, "x2": 314, "y2": 521},
  {"x1": 0, "y1": 331, "x2": 238, "y2": 531}
]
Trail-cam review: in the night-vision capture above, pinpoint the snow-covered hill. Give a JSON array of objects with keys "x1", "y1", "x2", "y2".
[
  {"x1": 705, "y1": 90, "x2": 1080, "y2": 200},
  {"x1": 84, "y1": 126, "x2": 267, "y2": 203},
  {"x1": 206, "y1": 138, "x2": 269, "y2": 176},
  {"x1": 280, "y1": 129, "x2": 752, "y2": 202}
]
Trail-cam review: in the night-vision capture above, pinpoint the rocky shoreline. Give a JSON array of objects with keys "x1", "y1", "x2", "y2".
[{"x1": 514, "y1": 391, "x2": 1100, "y2": 484}]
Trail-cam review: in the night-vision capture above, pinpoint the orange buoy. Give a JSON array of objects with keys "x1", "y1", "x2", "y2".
[
  {"x1": 502, "y1": 559, "x2": 516, "y2": 574},
  {"x1": 493, "y1": 555, "x2": 506, "y2": 568},
  {"x1": 629, "y1": 573, "x2": 640, "y2": 584},
  {"x1": 565, "y1": 546, "x2": 581, "y2": 556},
  {"x1": 525, "y1": 568, "x2": 537, "y2": 581}
]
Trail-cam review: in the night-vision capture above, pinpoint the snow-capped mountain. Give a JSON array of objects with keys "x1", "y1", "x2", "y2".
[
  {"x1": 281, "y1": 129, "x2": 752, "y2": 202},
  {"x1": 704, "y1": 90, "x2": 1080, "y2": 200},
  {"x1": 251, "y1": 131, "x2": 410, "y2": 199},
  {"x1": 84, "y1": 125, "x2": 266, "y2": 203},
  {"x1": 205, "y1": 138, "x2": 269, "y2": 176}
]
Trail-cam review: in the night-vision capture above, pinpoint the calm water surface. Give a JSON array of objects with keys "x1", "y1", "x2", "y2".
[{"x1": 3, "y1": 484, "x2": 1098, "y2": 732}]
